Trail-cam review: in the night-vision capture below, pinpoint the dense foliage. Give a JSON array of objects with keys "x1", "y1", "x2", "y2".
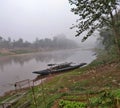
[
  {"x1": 0, "y1": 35, "x2": 78, "y2": 50},
  {"x1": 69, "y1": 0, "x2": 120, "y2": 37},
  {"x1": 99, "y1": 28, "x2": 115, "y2": 50}
]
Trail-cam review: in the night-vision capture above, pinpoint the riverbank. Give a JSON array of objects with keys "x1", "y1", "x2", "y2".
[
  {"x1": 0, "y1": 47, "x2": 84, "y2": 57},
  {"x1": 0, "y1": 58, "x2": 120, "y2": 107},
  {"x1": 33, "y1": 59, "x2": 120, "y2": 108},
  {"x1": 0, "y1": 48, "x2": 44, "y2": 57}
]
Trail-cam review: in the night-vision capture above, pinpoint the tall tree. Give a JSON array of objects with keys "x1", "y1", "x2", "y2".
[
  {"x1": 69, "y1": 0, "x2": 120, "y2": 53},
  {"x1": 0, "y1": 36, "x2": 3, "y2": 42}
]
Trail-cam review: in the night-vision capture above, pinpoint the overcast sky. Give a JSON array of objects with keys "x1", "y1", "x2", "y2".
[{"x1": 0, "y1": 0, "x2": 97, "y2": 45}]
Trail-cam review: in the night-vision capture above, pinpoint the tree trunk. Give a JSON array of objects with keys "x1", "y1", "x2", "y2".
[
  {"x1": 110, "y1": 11, "x2": 120, "y2": 56},
  {"x1": 112, "y1": 26, "x2": 120, "y2": 55}
]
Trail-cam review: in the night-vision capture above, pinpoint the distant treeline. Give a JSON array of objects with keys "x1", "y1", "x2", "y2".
[{"x1": 0, "y1": 35, "x2": 78, "y2": 50}]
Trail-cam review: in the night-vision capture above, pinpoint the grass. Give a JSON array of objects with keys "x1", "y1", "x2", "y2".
[
  {"x1": 0, "y1": 52, "x2": 10, "y2": 56},
  {"x1": 0, "y1": 49, "x2": 38, "y2": 57},
  {"x1": 11, "y1": 49, "x2": 34, "y2": 54}
]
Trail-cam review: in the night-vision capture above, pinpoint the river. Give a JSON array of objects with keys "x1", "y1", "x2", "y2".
[{"x1": 0, "y1": 48, "x2": 96, "y2": 96}]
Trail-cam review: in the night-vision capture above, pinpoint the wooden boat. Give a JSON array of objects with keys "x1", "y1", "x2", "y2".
[
  {"x1": 48, "y1": 62, "x2": 73, "y2": 69},
  {"x1": 32, "y1": 63, "x2": 87, "y2": 76}
]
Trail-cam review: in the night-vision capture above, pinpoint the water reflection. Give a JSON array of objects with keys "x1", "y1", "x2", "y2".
[{"x1": 0, "y1": 50, "x2": 76, "y2": 71}]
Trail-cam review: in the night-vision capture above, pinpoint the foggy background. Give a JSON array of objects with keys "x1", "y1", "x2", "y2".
[{"x1": 0, "y1": 0, "x2": 97, "y2": 47}]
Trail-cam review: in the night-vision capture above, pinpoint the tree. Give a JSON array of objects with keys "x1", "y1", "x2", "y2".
[
  {"x1": 0, "y1": 36, "x2": 3, "y2": 42},
  {"x1": 99, "y1": 28, "x2": 115, "y2": 50},
  {"x1": 13, "y1": 38, "x2": 24, "y2": 47},
  {"x1": 69, "y1": 0, "x2": 120, "y2": 53}
]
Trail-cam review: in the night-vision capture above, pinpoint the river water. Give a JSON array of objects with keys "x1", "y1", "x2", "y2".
[{"x1": 0, "y1": 48, "x2": 96, "y2": 96}]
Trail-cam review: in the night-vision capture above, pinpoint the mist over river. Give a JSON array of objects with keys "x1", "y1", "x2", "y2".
[{"x1": 0, "y1": 48, "x2": 96, "y2": 96}]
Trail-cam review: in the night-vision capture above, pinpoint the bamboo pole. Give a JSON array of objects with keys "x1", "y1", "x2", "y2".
[
  {"x1": 31, "y1": 81, "x2": 37, "y2": 108},
  {"x1": 41, "y1": 79, "x2": 47, "y2": 108}
]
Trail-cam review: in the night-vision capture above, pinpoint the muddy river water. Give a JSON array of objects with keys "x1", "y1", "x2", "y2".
[{"x1": 0, "y1": 48, "x2": 96, "y2": 96}]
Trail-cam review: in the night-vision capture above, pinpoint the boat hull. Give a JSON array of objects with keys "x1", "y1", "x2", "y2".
[{"x1": 32, "y1": 63, "x2": 87, "y2": 76}]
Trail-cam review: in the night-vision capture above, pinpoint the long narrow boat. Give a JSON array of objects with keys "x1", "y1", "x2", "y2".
[{"x1": 32, "y1": 63, "x2": 87, "y2": 76}]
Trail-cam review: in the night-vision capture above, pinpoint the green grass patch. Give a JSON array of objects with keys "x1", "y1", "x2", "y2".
[
  {"x1": 59, "y1": 99, "x2": 87, "y2": 108},
  {"x1": 0, "y1": 52, "x2": 10, "y2": 56},
  {"x1": 11, "y1": 50, "x2": 33, "y2": 54}
]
